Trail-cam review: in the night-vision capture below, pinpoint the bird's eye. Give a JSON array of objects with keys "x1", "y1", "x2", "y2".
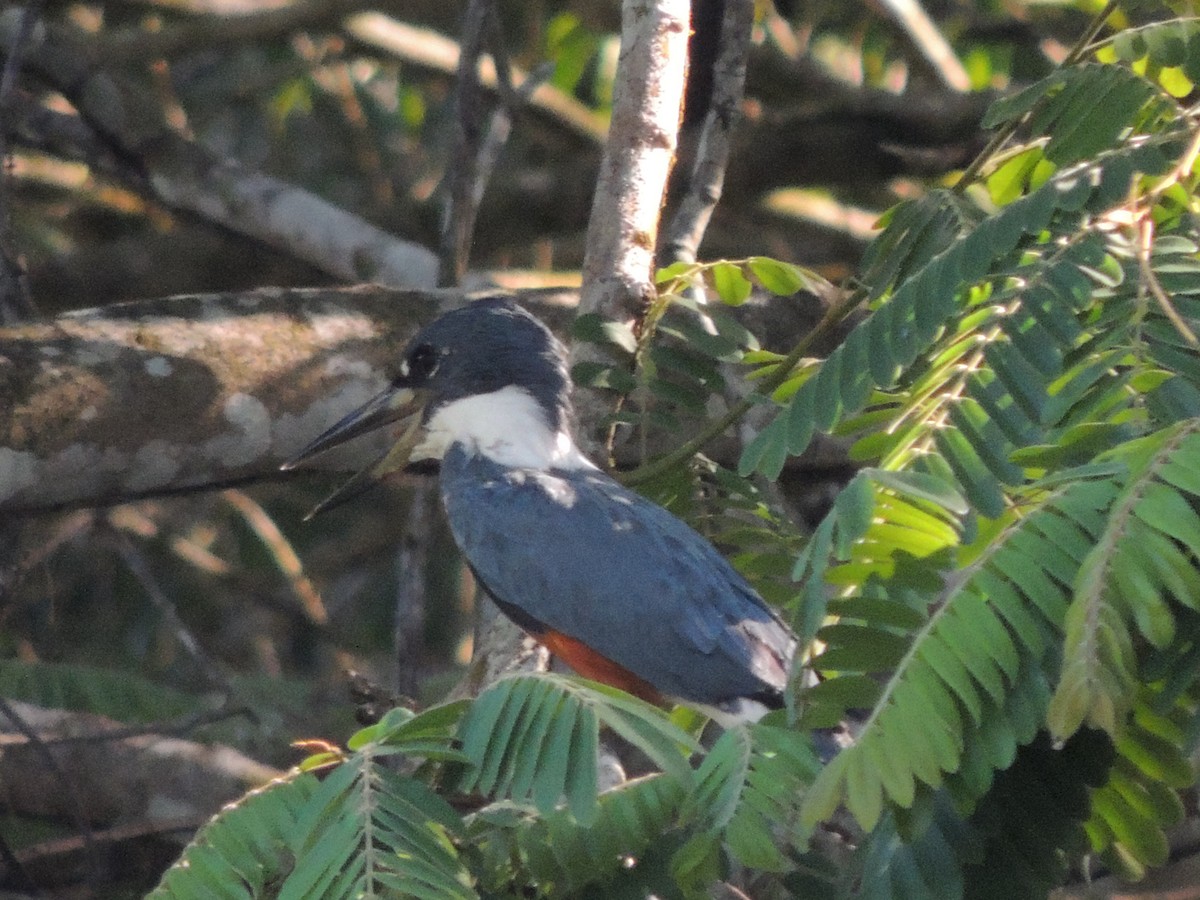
[{"x1": 405, "y1": 343, "x2": 439, "y2": 382}]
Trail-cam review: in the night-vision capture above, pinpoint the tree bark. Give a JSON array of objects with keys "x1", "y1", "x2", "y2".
[
  {"x1": 573, "y1": 0, "x2": 690, "y2": 450},
  {"x1": 578, "y1": 0, "x2": 689, "y2": 321},
  {"x1": 0, "y1": 286, "x2": 577, "y2": 515}
]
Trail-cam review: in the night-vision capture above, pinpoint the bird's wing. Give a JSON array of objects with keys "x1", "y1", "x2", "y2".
[{"x1": 439, "y1": 449, "x2": 794, "y2": 706}]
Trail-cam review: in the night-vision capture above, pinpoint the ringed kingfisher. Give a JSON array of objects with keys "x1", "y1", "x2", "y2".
[{"x1": 285, "y1": 297, "x2": 795, "y2": 726}]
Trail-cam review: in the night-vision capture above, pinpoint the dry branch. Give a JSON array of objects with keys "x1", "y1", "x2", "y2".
[
  {"x1": 0, "y1": 286, "x2": 577, "y2": 515},
  {"x1": 343, "y1": 13, "x2": 606, "y2": 147},
  {"x1": 664, "y1": 0, "x2": 754, "y2": 269},
  {"x1": 3, "y1": 12, "x2": 439, "y2": 289},
  {"x1": 0, "y1": 699, "x2": 277, "y2": 887}
]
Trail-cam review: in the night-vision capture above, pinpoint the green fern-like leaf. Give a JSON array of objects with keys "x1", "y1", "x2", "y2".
[
  {"x1": 150, "y1": 770, "x2": 318, "y2": 899},
  {"x1": 281, "y1": 748, "x2": 474, "y2": 900},
  {"x1": 679, "y1": 724, "x2": 821, "y2": 875},
  {"x1": 470, "y1": 773, "x2": 687, "y2": 897},
  {"x1": 1108, "y1": 18, "x2": 1200, "y2": 95},
  {"x1": 850, "y1": 722, "x2": 1115, "y2": 900},
  {"x1": 741, "y1": 139, "x2": 1176, "y2": 482},
  {"x1": 851, "y1": 792, "x2": 977, "y2": 900},
  {"x1": 983, "y1": 64, "x2": 1158, "y2": 166},
  {"x1": 1050, "y1": 422, "x2": 1200, "y2": 740},
  {"x1": 451, "y1": 674, "x2": 699, "y2": 825},
  {"x1": 802, "y1": 477, "x2": 1119, "y2": 831},
  {"x1": 958, "y1": 728, "x2": 1113, "y2": 900}
]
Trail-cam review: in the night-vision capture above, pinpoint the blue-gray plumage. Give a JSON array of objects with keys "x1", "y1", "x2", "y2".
[
  {"x1": 285, "y1": 297, "x2": 796, "y2": 724},
  {"x1": 441, "y1": 446, "x2": 791, "y2": 714}
]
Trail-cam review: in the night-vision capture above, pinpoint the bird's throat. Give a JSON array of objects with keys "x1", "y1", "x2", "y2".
[{"x1": 414, "y1": 386, "x2": 595, "y2": 471}]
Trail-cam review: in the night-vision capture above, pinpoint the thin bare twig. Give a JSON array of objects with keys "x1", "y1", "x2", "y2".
[
  {"x1": 0, "y1": 696, "x2": 100, "y2": 884},
  {"x1": 1138, "y1": 217, "x2": 1200, "y2": 348},
  {"x1": 482, "y1": 5, "x2": 518, "y2": 107},
  {"x1": 1107, "y1": 124, "x2": 1200, "y2": 349},
  {"x1": 663, "y1": 0, "x2": 754, "y2": 269},
  {"x1": 394, "y1": 482, "x2": 433, "y2": 697},
  {"x1": 10, "y1": 814, "x2": 206, "y2": 880},
  {"x1": 0, "y1": 3, "x2": 41, "y2": 325},
  {"x1": 344, "y1": 13, "x2": 605, "y2": 145},
  {"x1": 475, "y1": 5, "x2": 556, "y2": 205},
  {"x1": 439, "y1": 0, "x2": 495, "y2": 287},
  {"x1": 876, "y1": 0, "x2": 970, "y2": 92},
  {"x1": 438, "y1": 3, "x2": 553, "y2": 287},
  {"x1": 222, "y1": 489, "x2": 329, "y2": 626},
  {"x1": 112, "y1": 532, "x2": 234, "y2": 696},
  {"x1": 469, "y1": 58, "x2": 555, "y2": 232}
]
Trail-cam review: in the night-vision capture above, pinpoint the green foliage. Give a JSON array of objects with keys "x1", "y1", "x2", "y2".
[
  {"x1": 723, "y1": 4, "x2": 1200, "y2": 894},
  {"x1": 1050, "y1": 424, "x2": 1200, "y2": 739},
  {"x1": 157, "y1": 755, "x2": 474, "y2": 900},
  {"x1": 149, "y1": 679, "x2": 822, "y2": 899},
  {"x1": 448, "y1": 674, "x2": 699, "y2": 824},
  {"x1": 0, "y1": 660, "x2": 203, "y2": 722},
  {"x1": 678, "y1": 724, "x2": 822, "y2": 876},
  {"x1": 151, "y1": 6, "x2": 1200, "y2": 897},
  {"x1": 151, "y1": 771, "x2": 319, "y2": 899},
  {"x1": 281, "y1": 751, "x2": 472, "y2": 899},
  {"x1": 152, "y1": 703, "x2": 477, "y2": 900},
  {"x1": 849, "y1": 727, "x2": 1113, "y2": 900},
  {"x1": 469, "y1": 774, "x2": 687, "y2": 897}
]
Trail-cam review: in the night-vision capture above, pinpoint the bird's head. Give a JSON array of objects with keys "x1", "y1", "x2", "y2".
[{"x1": 283, "y1": 297, "x2": 578, "y2": 516}]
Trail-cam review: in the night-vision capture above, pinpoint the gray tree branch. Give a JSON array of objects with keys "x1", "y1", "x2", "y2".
[
  {"x1": 0, "y1": 286, "x2": 578, "y2": 515},
  {"x1": 663, "y1": 0, "x2": 754, "y2": 270},
  {"x1": 2, "y1": 12, "x2": 439, "y2": 289},
  {"x1": 342, "y1": 13, "x2": 607, "y2": 147},
  {"x1": 578, "y1": 0, "x2": 690, "y2": 321},
  {"x1": 573, "y1": 0, "x2": 691, "y2": 450}
]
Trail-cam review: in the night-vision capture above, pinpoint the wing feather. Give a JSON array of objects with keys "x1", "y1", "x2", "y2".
[{"x1": 439, "y1": 448, "x2": 795, "y2": 706}]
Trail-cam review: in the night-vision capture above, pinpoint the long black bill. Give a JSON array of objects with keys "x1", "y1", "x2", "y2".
[{"x1": 281, "y1": 385, "x2": 429, "y2": 519}]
